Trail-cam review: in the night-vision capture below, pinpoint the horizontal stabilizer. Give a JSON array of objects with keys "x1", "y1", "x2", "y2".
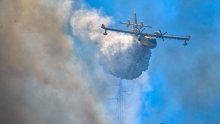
[
  {"x1": 119, "y1": 20, "x2": 130, "y2": 27},
  {"x1": 119, "y1": 21, "x2": 152, "y2": 28}
]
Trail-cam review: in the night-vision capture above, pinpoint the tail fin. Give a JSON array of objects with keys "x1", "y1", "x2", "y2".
[
  {"x1": 133, "y1": 13, "x2": 137, "y2": 25},
  {"x1": 132, "y1": 13, "x2": 137, "y2": 31}
]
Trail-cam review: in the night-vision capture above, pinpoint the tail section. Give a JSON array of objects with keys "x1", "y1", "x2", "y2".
[
  {"x1": 132, "y1": 13, "x2": 137, "y2": 32},
  {"x1": 118, "y1": 13, "x2": 152, "y2": 32}
]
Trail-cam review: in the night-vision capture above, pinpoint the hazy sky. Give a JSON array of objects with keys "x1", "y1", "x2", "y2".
[{"x1": 85, "y1": 0, "x2": 220, "y2": 123}]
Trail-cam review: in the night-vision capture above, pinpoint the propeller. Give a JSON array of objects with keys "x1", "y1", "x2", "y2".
[
  {"x1": 158, "y1": 29, "x2": 167, "y2": 41},
  {"x1": 141, "y1": 28, "x2": 146, "y2": 33},
  {"x1": 140, "y1": 22, "x2": 144, "y2": 29},
  {"x1": 135, "y1": 27, "x2": 146, "y2": 36}
]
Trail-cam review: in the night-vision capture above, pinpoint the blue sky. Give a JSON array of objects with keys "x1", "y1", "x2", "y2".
[{"x1": 85, "y1": 0, "x2": 220, "y2": 124}]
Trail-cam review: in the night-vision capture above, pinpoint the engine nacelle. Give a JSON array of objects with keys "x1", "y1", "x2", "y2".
[{"x1": 154, "y1": 31, "x2": 161, "y2": 36}]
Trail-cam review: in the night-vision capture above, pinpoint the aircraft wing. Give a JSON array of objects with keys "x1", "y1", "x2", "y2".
[
  {"x1": 145, "y1": 33, "x2": 191, "y2": 45},
  {"x1": 160, "y1": 35, "x2": 190, "y2": 41},
  {"x1": 101, "y1": 24, "x2": 136, "y2": 35},
  {"x1": 145, "y1": 34, "x2": 190, "y2": 41}
]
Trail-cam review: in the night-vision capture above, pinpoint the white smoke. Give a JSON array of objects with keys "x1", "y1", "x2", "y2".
[
  {"x1": 70, "y1": 5, "x2": 152, "y2": 124},
  {"x1": 0, "y1": 0, "x2": 152, "y2": 124},
  {"x1": 0, "y1": 0, "x2": 110, "y2": 124},
  {"x1": 71, "y1": 8, "x2": 151, "y2": 80}
]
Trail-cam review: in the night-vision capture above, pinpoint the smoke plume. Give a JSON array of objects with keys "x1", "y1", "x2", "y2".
[
  {"x1": 0, "y1": 0, "x2": 151, "y2": 124},
  {"x1": 70, "y1": 6, "x2": 152, "y2": 124},
  {"x1": 0, "y1": 0, "x2": 109, "y2": 124},
  {"x1": 71, "y1": 8, "x2": 151, "y2": 80}
]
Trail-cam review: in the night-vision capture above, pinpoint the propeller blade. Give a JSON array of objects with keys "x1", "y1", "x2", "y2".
[
  {"x1": 140, "y1": 22, "x2": 144, "y2": 29},
  {"x1": 159, "y1": 29, "x2": 162, "y2": 34},
  {"x1": 141, "y1": 28, "x2": 146, "y2": 33},
  {"x1": 158, "y1": 29, "x2": 166, "y2": 41},
  {"x1": 135, "y1": 27, "x2": 140, "y2": 35},
  {"x1": 136, "y1": 27, "x2": 140, "y2": 32},
  {"x1": 158, "y1": 29, "x2": 167, "y2": 41},
  {"x1": 163, "y1": 32, "x2": 167, "y2": 35}
]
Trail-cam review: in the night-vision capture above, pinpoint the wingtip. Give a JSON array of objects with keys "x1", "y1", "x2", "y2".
[
  {"x1": 187, "y1": 35, "x2": 191, "y2": 40},
  {"x1": 183, "y1": 40, "x2": 188, "y2": 46},
  {"x1": 101, "y1": 24, "x2": 105, "y2": 29},
  {"x1": 183, "y1": 35, "x2": 190, "y2": 46}
]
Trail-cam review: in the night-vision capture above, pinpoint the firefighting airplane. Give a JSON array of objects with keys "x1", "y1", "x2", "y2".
[{"x1": 101, "y1": 13, "x2": 190, "y2": 49}]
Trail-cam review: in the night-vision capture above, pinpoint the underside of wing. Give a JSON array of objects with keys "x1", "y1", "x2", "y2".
[{"x1": 102, "y1": 24, "x2": 136, "y2": 35}]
